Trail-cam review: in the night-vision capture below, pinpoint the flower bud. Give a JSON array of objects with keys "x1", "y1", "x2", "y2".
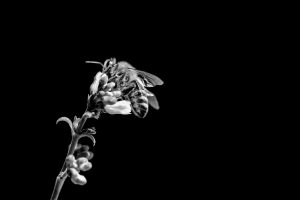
[
  {"x1": 77, "y1": 157, "x2": 88, "y2": 166},
  {"x1": 71, "y1": 173, "x2": 87, "y2": 185},
  {"x1": 105, "y1": 82, "x2": 115, "y2": 91},
  {"x1": 78, "y1": 145, "x2": 89, "y2": 152},
  {"x1": 77, "y1": 151, "x2": 94, "y2": 160},
  {"x1": 66, "y1": 155, "x2": 78, "y2": 168},
  {"x1": 66, "y1": 155, "x2": 75, "y2": 163},
  {"x1": 69, "y1": 167, "x2": 79, "y2": 176},
  {"x1": 79, "y1": 161, "x2": 92, "y2": 171}
]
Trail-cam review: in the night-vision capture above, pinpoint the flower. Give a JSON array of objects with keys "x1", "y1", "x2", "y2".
[
  {"x1": 88, "y1": 72, "x2": 131, "y2": 116},
  {"x1": 102, "y1": 96, "x2": 117, "y2": 105},
  {"x1": 104, "y1": 100, "x2": 131, "y2": 115},
  {"x1": 79, "y1": 162, "x2": 92, "y2": 171},
  {"x1": 70, "y1": 168, "x2": 87, "y2": 185},
  {"x1": 90, "y1": 72, "x2": 108, "y2": 95},
  {"x1": 66, "y1": 155, "x2": 78, "y2": 168},
  {"x1": 75, "y1": 157, "x2": 92, "y2": 171},
  {"x1": 77, "y1": 157, "x2": 88, "y2": 166}
]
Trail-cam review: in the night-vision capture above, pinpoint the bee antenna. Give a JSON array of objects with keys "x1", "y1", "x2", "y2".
[{"x1": 85, "y1": 61, "x2": 105, "y2": 68}]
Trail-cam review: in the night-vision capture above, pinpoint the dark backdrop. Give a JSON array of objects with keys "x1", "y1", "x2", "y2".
[
  {"x1": 1, "y1": 7, "x2": 236, "y2": 199},
  {"x1": 5, "y1": 21, "x2": 195, "y2": 199}
]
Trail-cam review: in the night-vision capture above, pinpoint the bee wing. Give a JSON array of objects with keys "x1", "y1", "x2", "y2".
[
  {"x1": 117, "y1": 61, "x2": 136, "y2": 70},
  {"x1": 137, "y1": 70, "x2": 164, "y2": 87},
  {"x1": 143, "y1": 88, "x2": 160, "y2": 110},
  {"x1": 147, "y1": 95, "x2": 160, "y2": 110}
]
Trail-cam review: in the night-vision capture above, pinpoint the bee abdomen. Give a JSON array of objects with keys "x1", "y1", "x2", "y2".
[
  {"x1": 131, "y1": 102, "x2": 149, "y2": 118},
  {"x1": 136, "y1": 96, "x2": 148, "y2": 104},
  {"x1": 129, "y1": 90, "x2": 149, "y2": 118}
]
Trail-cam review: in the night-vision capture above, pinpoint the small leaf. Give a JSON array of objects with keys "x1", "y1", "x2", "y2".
[
  {"x1": 78, "y1": 133, "x2": 96, "y2": 146},
  {"x1": 56, "y1": 117, "x2": 75, "y2": 136},
  {"x1": 85, "y1": 127, "x2": 96, "y2": 135}
]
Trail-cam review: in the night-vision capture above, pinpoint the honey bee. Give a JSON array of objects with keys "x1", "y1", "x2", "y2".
[
  {"x1": 113, "y1": 60, "x2": 163, "y2": 117},
  {"x1": 86, "y1": 58, "x2": 163, "y2": 118},
  {"x1": 118, "y1": 80, "x2": 158, "y2": 118}
]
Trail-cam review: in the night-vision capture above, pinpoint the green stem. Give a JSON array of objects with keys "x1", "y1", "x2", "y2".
[{"x1": 50, "y1": 113, "x2": 89, "y2": 200}]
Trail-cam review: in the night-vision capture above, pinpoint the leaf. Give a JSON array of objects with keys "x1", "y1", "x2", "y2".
[
  {"x1": 56, "y1": 116, "x2": 75, "y2": 136},
  {"x1": 85, "y1": 127, "x2": 96, "y2": 135},
  {"x1": 78, "y1": 133, "x2": 96, "y2": 146}
]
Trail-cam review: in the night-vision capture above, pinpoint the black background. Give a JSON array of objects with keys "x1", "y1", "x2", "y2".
[
  {"x1": 4, "y1": 17, "x2": 198, "y2": 199},
  {"x1": 1, "y1": 5, "x2": 243, "y2": 199}
]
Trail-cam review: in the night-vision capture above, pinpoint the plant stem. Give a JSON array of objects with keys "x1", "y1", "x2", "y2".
[{"x1": 50, "y1": 113, "x2": 89, "y2": 200}]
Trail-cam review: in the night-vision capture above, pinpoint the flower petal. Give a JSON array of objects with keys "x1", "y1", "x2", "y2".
[
  {"x1": 79, "y1": 161, "x2": 92, "y2": 171},
  {"x1": 112, "y1": 90, "x2": 122, "y2": 97},
  {"x1": 104, "y1": 100, "x2": 131, "y2": 115},
  {"x1": 71, "y1": 173, "x2": 87, "y2": 185},
  {"x1": 103, "y1": 96, "x2": 117, "y2": 105},
  {"x1": 90, "y1": 72, "x2": 103, "y2": 94}
]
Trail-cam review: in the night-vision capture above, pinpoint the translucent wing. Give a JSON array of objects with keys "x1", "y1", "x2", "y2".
[
  {"x1": 143, "y1": 88, "x2": 160, "y2": 110},
  {"x1": 147, "y1": 95, "x2": 160, "y2": 110},
  {"x1": 117, "y1": 61, "x2": 136, "y2": 70},
  {"x1": 137, "y1": 70, "x2": 164, "y2": 87}
]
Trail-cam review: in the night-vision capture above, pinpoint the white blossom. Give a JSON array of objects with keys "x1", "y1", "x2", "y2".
[
  {"x1": 69, "y1": 167, "x2": 87, "y2": 185},
  {"x1": 71, "y1": 174, "x2": 87, "y2": 185},
  {"x1": 102, "y1": 96, "x2": 117, "y2": 105},
  {"x1": 90, "y1": 72, "x2": 108, "y2": 94},
  {"x1": 90, "y1": 72, "x2": 102, "y2": 95},
  {"x1": 104, "y1": 100, "x2": 131, "y2": 115}
]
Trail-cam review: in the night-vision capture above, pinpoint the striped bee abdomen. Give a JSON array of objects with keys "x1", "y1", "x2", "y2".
[{"x1": 129, "y1": 89, "x2": 149, "y2": 118}]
